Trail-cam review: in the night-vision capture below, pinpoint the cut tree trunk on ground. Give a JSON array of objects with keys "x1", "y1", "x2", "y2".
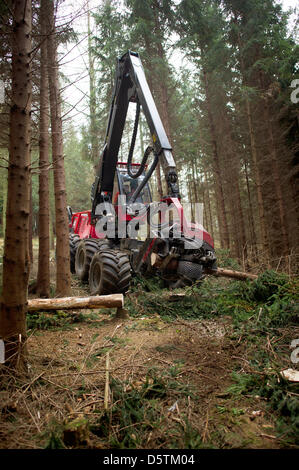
[
  {"x1": 151, "y1": 254, "x2": 257, "y2": 282},
  {"x1": 27, "y1": 294, "x2": 124, "y2": 312},
  {"x1": 207, "y1": 268, "x2": 258, "y2": 281}
]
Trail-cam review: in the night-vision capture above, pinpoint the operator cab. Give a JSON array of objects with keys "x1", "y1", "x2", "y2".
[{"x1": 113, "y1": 162, "x2": 152, "y2": 205}]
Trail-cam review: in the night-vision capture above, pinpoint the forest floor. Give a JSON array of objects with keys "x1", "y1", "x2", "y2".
[{"x1": 0, "y1": 241, "x2": 298, "y2": 449}]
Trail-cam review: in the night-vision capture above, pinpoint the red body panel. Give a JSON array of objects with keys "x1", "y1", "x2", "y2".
[
  {"x1": 70, "y1": 162, "x2": 214, "y2": 248},
  {"x1": 162, "y1": 197, "x2": 214, "y2": 248},
  {"x1": 71, "y1": 200, "x2": 214, "y2": 248},
  {"x1": 70, "y1": 211, "x2": 101, "y2": 239}
]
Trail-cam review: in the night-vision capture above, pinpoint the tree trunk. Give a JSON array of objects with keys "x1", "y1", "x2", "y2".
[
  {"x1": 27, "y1": 294, "x2": 124, "y2": 311},
  {"x1": 263, "y1": 99, "x2": 290, "y2": 254},
  {"x1": 219, "y1": 103, "x2": 246, "y2": 259},
  {"x1": 192, "y1": 162, "x2": 199, "y2": 224},
  {"x1": 2, "y1": 177, "x2": 7, "y2": 238},
  {"x1": 236, "y1": 28, "x2": 269, "y2": 258},
  {"x1": 206, "y1": 267, "x2": 258, "y2": 281},
  {"x1": 49, "y1": 198, "x2": 55, "y2": 251},
  {"x1": 203, "y1": 169, "x2": 215, "y2": 242},
  {"x1": 87, "y1": 5, "x2": 99, "y2": 174},
  {"x1": 0, "y1": 0, "x2": 32, "y2": 371},
  {"x1": 202, "y1": 70, "x2": 230, "y2": 249},
  {"x1": 46, "y1": 0, "x2": 71, "y2": 296},
  {"x1": 36, "y1": 0, "x2": 50, "y2": 298},
  {"x1": 139, "y1": 116, "x2": 145, "y2": 156},
  {"x1": 202, "y1": 184, "x2": 210, "y2": 234},
  {"x1": 156, "y1": 162, "x2": 163, "y2": 199},
  {"x1": 187, "y1": 172, "x2": 194, "y2": 220},
  {"x1": 150, "y1": 11, "x2": 174, "y2": 199},
  {"x1": 243, "y1": 157, "x2": 257, "y2": 254},
  {"x1": 234, "y1": 26, "x2": 269, "y2": 259},
  {"x1": 29, "y1": 174, "x2": 33, "y2": 265},
  {"x1": 245, "y1": 97, "x2": 269, "y2": 257}
]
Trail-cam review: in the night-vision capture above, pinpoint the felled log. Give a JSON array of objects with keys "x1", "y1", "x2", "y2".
[
  {"x1": 206, "y1": 267, "x2": 258, "y2": 281},
  {"x1": 151, "y1": 253, "x2": 258, "y2": 282},
  {"x1": 27, "y1": 294, "x2": 124, "y2": 311}
]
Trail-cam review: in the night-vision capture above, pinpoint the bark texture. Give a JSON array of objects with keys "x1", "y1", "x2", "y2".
[
  {"x1": 0, "y1": 0, "x2": 32, "y2": 370},
  {"x1": 46, "y1": 0, "x2": 71, "y2": 296},
  {"x1": 27, "y1": 294, "x2": 124, "y2": 311},
  {"x1": 36, "y1": 0, "x2": 50, "y2": 298},
  {"x1": 207, "y1": 268, "x2": 258, "y2": 281},
  {"x1": 203, "y1": 70, "x2": 230, "y2": 249}
]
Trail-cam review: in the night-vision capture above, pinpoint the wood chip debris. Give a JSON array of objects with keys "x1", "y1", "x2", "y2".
[{"x1": 280, "y1": 368, "x2": 299, "y2": 382}]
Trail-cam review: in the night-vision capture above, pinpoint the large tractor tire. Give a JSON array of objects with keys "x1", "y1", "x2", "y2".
[
  {"x1": 89, "y1": 249, "x2": 131, "y2": 296},
  {"x1": 75, "y1": 239, "x2": 110, "y2": 282},
  {"x1": 69, "y1": 233, "x2": 81, "y2": 273}
]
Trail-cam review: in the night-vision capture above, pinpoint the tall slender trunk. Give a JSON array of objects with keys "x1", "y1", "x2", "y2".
[
  {"x1": 203, "y1": 168, "x2": 215, "y2": 241},
  {"x1": 46, "y1": 0, "x2": 71, "y2": 296},
  {"x1": 156, "y1": 42, "x2": 172, "y2": 143},
  {"x1": 202, "y1": 186, "x2": 209, "y2": 233},
  {"x1": 29, "y1": 175, "x2": 33, "y2": 265},
  {"x1": 200, "y1": 170, "x2": 210, "y2": 234},
  {"x1": 156, "y1": 163, "x2": 163, "y2": 199},
  {"x1": 36, "y1": 0, "x2": 50, "y2": 298},
  {"x1": 263, "y1": 99, "x2": 289, "y2": 254},
  {"x1": 245, "y1": 97, "x2": 269, "y2": 256},
  {"x1": 244, "y1": 157, "x2": 257, "y2": 255},
  {"x1": 139, "y1": 117, "x2": 145, "y2": 156},
  {"x1": 152, "y1": 11, "x2": 174, "y2": 198},
  {"x1": 235, "y1": 27, "x2": 269, "y2": 257},
  {"x1": 191, "y1": 162, "x2": 199, "y2": 223},
  {"x1": 220, "y1": 104, "x2": 246, "y2": 259},
  {"x1": 87, "y1": 5, "x2": 99, "y2": 174},
  {"x1": 49, "y1": 208, "x2": 55, "y2": 251},
  {"x1": 2, "y1": 177, "x2": 7, "y2": 238},
  {"x1": 187, "y1": 172, "x2": 194, "y2": 220},
  {"x1": 0, "y1": 0, "x2": 32, "y2": 371},
  {"x1": 202, "y1": 70, "x2": 230, "y2": 249},
  {"x1": 192, "y1": 161, "x2": 199, "y2": 203}
]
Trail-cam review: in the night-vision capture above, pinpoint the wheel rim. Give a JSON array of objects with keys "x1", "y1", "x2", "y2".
[
  {"x1": 90, "y1": 261, "x2": 102, "y2": 291},
  {"x1": 78, "y1": 248, "x2": 85, "y2": 269}
]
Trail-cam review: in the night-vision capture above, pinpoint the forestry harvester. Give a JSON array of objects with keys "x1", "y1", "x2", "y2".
[{"x1": 68, "y1": 51, "x2": 217, "y2": 295}]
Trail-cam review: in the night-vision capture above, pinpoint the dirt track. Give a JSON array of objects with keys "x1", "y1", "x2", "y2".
[{"x1": 0, "y1": 304, "x2": 280, "y2": 449}]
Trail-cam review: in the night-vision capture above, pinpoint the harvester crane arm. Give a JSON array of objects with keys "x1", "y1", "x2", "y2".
[
  {"x1": 91, "y1": 51, "x2": 179, "y2": 219},
  {"x1": 69, "y1": 50, "x2": 216, "y2": 296}
]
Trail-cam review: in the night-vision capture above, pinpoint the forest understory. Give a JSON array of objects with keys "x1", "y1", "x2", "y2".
[{"x1": 0, "y1": 241, "x2": 298, "y2": 450}]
